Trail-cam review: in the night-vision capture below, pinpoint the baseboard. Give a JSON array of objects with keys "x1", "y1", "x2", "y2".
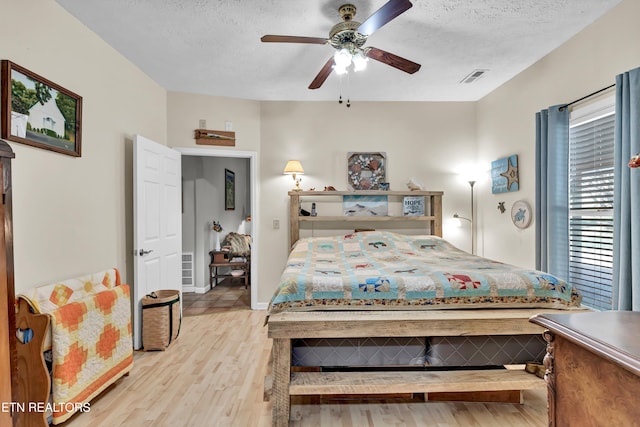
[{"x1": 253, "y1": 301, "x2": 268, "y2": 310}]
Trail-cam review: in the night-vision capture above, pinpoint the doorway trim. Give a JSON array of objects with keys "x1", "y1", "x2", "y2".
[{"x1": 175, "y1": 147, "x2": 260, "y2": 310}]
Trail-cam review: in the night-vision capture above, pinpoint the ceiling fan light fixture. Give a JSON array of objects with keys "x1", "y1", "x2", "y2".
[
  {"x1": 334, "y1": 48, "x2": 352, "y2": 68},
  {"x1": 333, "y1": 64, "x2": 349, "y2": 75},
  {"x1": 352, "y1": 50, "x2": 368, "y2": 72},
  {"x1": 261, "y1": 0, "x2": 421, "y2": 90}
]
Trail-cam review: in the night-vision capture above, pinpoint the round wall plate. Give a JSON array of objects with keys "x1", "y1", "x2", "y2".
[{"x1": 511, "y1": 200, "x2": 532, "y2": 229}]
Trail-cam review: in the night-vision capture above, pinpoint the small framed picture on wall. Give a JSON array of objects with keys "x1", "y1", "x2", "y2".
[{"x1": 225, "y1": 168, "x2": 235, "y2": 210}]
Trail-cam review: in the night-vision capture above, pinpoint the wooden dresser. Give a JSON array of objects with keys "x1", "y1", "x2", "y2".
[
  {"x1": 530, "y1": 311, "x2": 640, "y2": 427},
  {"x1": 0, "y1": 140, "x2": 16, "y2": 426}
]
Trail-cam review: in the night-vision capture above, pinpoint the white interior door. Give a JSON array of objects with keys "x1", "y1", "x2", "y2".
[{"x1": 133, "y1": 135, "x2": 181, "y2": 349}]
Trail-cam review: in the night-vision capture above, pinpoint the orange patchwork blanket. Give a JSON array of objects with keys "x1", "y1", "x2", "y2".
[{"x1": 18, "y1": 268, "x2": 133, "y2": 424}]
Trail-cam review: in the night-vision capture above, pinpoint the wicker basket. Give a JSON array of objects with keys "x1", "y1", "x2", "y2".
[{"x1": 142, "y1": 290, "x2": 181, "y2": 351}]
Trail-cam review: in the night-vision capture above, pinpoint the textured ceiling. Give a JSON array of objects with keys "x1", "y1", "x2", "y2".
[{"x1": 56, "y1": 0, "x2": 620, "y2": 102}]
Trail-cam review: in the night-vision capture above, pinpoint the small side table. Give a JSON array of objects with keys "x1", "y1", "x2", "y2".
[{"x1": 209, "y1": 251, "x2": 248, "y2": 289}]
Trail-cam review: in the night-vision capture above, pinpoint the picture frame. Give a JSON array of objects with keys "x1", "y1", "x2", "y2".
[
  {"x1": 347, "y1": 152, "x2": 386, "y2": 190},
  {"x1": 1, "y1": 60, "x2": 82, "y2": 157},
  {"x1": 403, "y1": 196, "x2": 425, "y2": 216},
  {"x1": 225, "y1": 168, "x2": 235, "y2": 210},
  {"x1": 343, "y1": 195, "x2": 388, "y2": 216},
  {"x1": 491, "y1": 154, "x2": 519, "y2": 193}
]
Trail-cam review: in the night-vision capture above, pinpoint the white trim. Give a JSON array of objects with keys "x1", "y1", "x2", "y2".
[
  {"x1": 254, "y1": 302, "x2": 268, "y2": 310},
  {"x1": 174, "y1": 147, "x2": 260, "y2": 310},
  {"x1": 570, "y1": 95, "x2": 615, "y2": 127}
]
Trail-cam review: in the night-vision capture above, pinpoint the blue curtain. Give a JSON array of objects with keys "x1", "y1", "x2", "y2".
[
  {"x1": 535, "y1": 105, "x2": 570, "y2": 280},
  {"x1": 613, "y1": 67, "x2": 640, "y2": 310}
]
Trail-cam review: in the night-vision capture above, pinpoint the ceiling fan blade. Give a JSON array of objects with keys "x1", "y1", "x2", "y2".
[
  {"x1": 260, "y1": 35, "x2": 328, "y2": 45},
  {"x1": 357, "y1": 0, "x2": 413, "y2": 36},
  {"x1": 366, "y1": 47, "x2": 421, "y2": 74},
  {"x1": 309, "y1": 57, "x2": 335, "y2": 89}
]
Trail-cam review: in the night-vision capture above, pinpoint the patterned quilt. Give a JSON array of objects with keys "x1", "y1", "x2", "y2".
[
  {"x1": 18, "y1": 268, "x2": 133, "y2": 424},
  {"x1": 268, "y1": 232, "x2": 582, "y2": 315}
]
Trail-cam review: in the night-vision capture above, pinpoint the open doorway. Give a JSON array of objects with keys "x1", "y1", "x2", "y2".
[{"x1": 175, "y1": 147, "x2": 258, "y2": 312}]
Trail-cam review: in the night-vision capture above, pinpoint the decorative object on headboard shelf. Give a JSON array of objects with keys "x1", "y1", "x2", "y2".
[
  {"x1": 629, "y1": 153, "x2": 640, "y2": 168},
  {"x1": 194, "y1": 129, "x2": 236, "y2": 146},
  {"x1": 343, "y1": 195, "x2": 388, "y2": 216},
  {"x1": 406, "y1": 177, "x2": 424, "y2": 190},
  {"x1": 403, "y1": 195, "x2": 425, "y2": 216}
]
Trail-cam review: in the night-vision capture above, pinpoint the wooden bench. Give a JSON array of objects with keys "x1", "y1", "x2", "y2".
[{"x1": 266, "y1": 308, "x2": 584, "y2": 426}]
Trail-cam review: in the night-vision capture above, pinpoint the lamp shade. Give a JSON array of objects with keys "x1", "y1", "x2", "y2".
[{"x1": 283, "y1": 160, "x2": 304, "y2": 175}]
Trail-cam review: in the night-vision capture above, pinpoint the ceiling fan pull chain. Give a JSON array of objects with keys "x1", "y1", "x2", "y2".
[
  {"x1": 346, "y1": 72, "x2": 351, "y2": 107},
  {"x1": 338, "y1": 95, "x2": 343, "y2": 104}
]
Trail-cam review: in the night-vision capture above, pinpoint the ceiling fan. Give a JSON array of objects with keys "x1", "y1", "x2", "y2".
[{"x1": 261, "y1": 0, "x2": 421, "y2": 90}]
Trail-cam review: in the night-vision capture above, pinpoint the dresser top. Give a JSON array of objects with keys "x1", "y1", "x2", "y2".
[{"x1": 530, "y1": 311, "x2": 640, "y2": 376}]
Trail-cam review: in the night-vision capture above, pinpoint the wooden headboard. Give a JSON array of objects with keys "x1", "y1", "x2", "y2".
[{"x1": 288, "y1": 190, "x2": 443, "y2": 248}]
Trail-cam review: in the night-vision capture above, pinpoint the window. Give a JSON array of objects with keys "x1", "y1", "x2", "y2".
[{"x1": 568, "y1": 98, "x2": 615, "y2": 310}]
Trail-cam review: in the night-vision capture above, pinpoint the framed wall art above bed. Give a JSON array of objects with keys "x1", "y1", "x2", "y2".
[{"x1": 347, "y1": 152, "x2": 386, "y2": 190}]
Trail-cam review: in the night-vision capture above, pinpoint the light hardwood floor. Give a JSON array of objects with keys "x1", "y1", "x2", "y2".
[
  {"x1": 60, "y1": 309, "x2": 548, "y2": 427},
  {"x1": 182, "y1": 278, "x2": 250, "y2": 316}
]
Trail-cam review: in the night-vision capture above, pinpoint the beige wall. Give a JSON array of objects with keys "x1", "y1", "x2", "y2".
[
  {"x1": 167, "y1": 92, "x2": 261, "y2": 151},
  {"x1": 167, "y1": 97, "x2": 476, "y2": 303},
  {"x1": 257, "y1": 101, "x2": 476, "y2": 302},
  {"x1": 167, "y1": 92, "x2": 263, "y2": 297},
  {"x1": 476, "y1": 0, "x2": 640, "y2": 269},
  {"x1": 1, "y1": 0, "x2": 166, "y2": 292}
]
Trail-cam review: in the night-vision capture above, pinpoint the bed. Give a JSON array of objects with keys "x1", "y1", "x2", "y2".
[{"x1": 267, "y1": 192, "x2": 585, "y2": 426}]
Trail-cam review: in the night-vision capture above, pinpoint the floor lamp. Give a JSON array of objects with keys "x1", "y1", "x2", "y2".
[
  {"x1": 468, "y1": 180, "x2": 476, "y2": 254},
  {"x1": 453, "y1": 180, "x2": 476, "y2": 254}
]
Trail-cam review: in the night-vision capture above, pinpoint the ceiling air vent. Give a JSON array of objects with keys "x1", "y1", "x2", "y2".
[{"x1": 460, "y1": 69, "x2": 488, "y2": 84}]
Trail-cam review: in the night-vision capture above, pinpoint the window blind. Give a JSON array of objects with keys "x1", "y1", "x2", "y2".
[{"x1": 568, "y1": 112, "x2": 614, "y2": 311}]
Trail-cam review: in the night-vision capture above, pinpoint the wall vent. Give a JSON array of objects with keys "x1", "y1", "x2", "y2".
[
  {"x1": 460, "y1": 69, "x2": 488, "y2": 84},
  {"x1": 181, "y1": 252, "x2": 194, "y2": 287}
]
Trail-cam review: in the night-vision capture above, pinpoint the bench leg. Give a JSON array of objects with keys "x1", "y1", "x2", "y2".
[{"x1": 271, "y1": 338, "x2": 291, "y2": 427}]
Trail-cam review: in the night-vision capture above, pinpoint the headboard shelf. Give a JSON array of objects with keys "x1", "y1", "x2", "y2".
[
  {"x1": 288, "y1": 190, "x2": 444, "y2": 196},
  {"x1": 299, "y1": 215, "x2": 438, "y2": 222},
  {"x1": 288, "y1": 190, "x2": 443, "y2": 248}
]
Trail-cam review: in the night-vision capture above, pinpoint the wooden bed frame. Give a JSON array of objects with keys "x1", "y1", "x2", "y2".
[{"x1": 268, "y1": 190, "x2": 583, "y2": 426}]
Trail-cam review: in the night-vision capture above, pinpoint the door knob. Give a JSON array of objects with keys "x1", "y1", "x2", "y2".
[{"x1": 139, "y1": 249, "x2": 154, "y2": 256}]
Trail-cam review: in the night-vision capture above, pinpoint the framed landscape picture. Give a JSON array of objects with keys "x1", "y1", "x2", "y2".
[
  {"x1": 343, "y1": 195, "x2": 388, "y2": 216},
  {"x1": 1, "y1": 60, "x2": 82, "y2": 157}
]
